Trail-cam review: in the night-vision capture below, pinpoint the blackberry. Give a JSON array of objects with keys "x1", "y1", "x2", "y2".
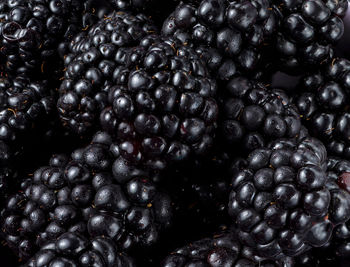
[
  {"x1": 107, "y1": 0, "x2": 187, "y2": 25},
  {"x1": 272, "y1": 0, "x2": 348, "y2": 73},
  {"x1": 57, "y1": 11, "x2": 158, "y2": 135},
  {"x1": 0, "y1": 0, "x2": 103, "y2": 79},
  {"x1": 162, "y1": 0, "x2": 279, "y2": 77},
  {"x1": 25, "y1": 234, "x2": 135, "y2": 267},
  {"x1": 1, "y1": 131, "x2": 173, "y2": 261},
  {"x1": 161, "y1": 230, "x2": 294, "y2": 266},
  {"x1": 228, "y1": 137, "x2": 350, "y2": 260},
  {"x1": 294, "y1": 57, "x2": 350, "y2": 159},
  {"x1": 220, "y1": 76, "x2": 302, "y2": 155},
  {"x1": 0, "y1": 76, "x2": 56, "y2": 199},
  {"x1": 59, "y1": 31, "x2": 219, "y2": 176}
]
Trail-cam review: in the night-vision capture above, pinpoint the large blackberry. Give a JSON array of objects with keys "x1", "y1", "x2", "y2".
[
  {"x1": 1, "y1": 131, "x2": 173, "y2": 261},
  {"x1": 228, "y1": 137, "x2": 350, "y2": 260},
  {"x1": 161, "y1": 230, "x2": 294, "y2": 266},
  {"x1": 220, "y1": 76, "x2": 303, "y2": 155},
  {"x1": 294, "y1": 57, "x2": 350, "y2": 159},
  {"x1": 59, "y1": 31, "x2": 219, "y2": 176},
  {"x1": 57, "y1": 11, "x2": 158, "y2": 135},
  {"x1": 0, "y1": 0, "x2": 104, "y2": 79},
  {"x1": 272, "y1": 0, "x2": 348, "y2": 73},
  {"x1": 162, "y1": 0, "x2": 279, "y2": 77},
  {"x1": 25, "y1": 234, "x2": 135, "y2": 267}
]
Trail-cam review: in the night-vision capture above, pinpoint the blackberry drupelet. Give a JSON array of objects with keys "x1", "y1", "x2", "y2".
[
  {"x1": 57, "y1": 11, "x2": 158, "y2": 135},
  {"x1": 0, "y1": 0, "x2": 102, "y2": 79},
  {"x1": 294, "y1": 57, "x2": 350, "y2": 159},
  {"x1": 272, "y1": 0, "x2": 348, "y2": 73},
  {"x1": 161, "y1": 230, "x2": 294, "y2": 266},
  {"x1": 220, "y1": 76, "x2": 303, "y2": 155},
  {"x1": 228, "y1": 137, "x2": 350, "y2": 260},
  {"x1": 162, "y1": 0, "x2": 279, "y2": 77},
  {"x1": 1, "y1": 131, "x2": 173, "y2": 261},
  {"x1": 24, "y1": 234, "x2": 135, "y2": 267}
]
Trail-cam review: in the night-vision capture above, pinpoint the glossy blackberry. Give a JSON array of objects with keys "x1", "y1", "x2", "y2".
[
  {"x1": 162, "y1": 0, "x2": 279, "y2": 77},
  {"x1": 228, "y1": 137, "x2": 350, "y2": 260},
  {"x1": 272, "y1": 0, "x2": 348, "y2": 73},
  {"x1": 161, "y1": 230, "x2": 294, "y2": 266},
  {"x1": 294, "y1": 58, "x2": 350, "y2": 159},
  {"x1": 1, "y1": 132, "x2": 173, "y2": 261},
  {"x1": 294, "y1": 157, "x2": 350, "y2": 266},
  {"x1": 0, "y1": 0, "x2": 102, "y2": 79},
  {"x1": 57, "y1": 11, "x2": 158, "y2": 135},
  {"x1": 24, "y1": 234, "x2": 135, "y2": 267},
  {"x1": 220, "y1": 76, "x2": 302, "y2": 155}
]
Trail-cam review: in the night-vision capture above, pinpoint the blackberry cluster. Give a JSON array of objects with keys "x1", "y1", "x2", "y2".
[
  {"x1": 0, "y1": 0, "x2": 101, "y2": 79},
  {"x1": 162, "y1": 0, "x2": 279, "y2": 77},
  {"x1": 273, "y1": 0, "x2": 348, "y2": 73},
  {"x1": 1, "y1": 132, "x2": 173, "y2": 262},
  {"x1": 221, "y1": 76, "x2": 303, "y2": 155},
  {"x1": 162, "y1": 230, "x2": 294, "y2": 266},
  {"x1": 228, "y1": 137, "x2": 350, "y2": 260},
  {"x1": 295, "y1": 57, "x2": 350, "y2": 159}
]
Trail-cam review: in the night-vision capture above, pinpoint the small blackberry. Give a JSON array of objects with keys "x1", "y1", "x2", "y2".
[
  {"x1": 162, "y1": 0, "x2": 279, "y2": 78},
  {"x1": 228, "y1": 137, "x2": 350, "y2": 260},
  {"x1": 294, "y1": 57, "x2": 350, "y2": 159},
  {"x1": 1, "y1": 131, "x2": 173, "y2": 261},
  {"x1": 161, "y1": 230, "x2": 294, "y2": 266},
  {"x1": 220, "y1": 76, "x2": 303, "y2": 155},
  {"x1": 272, "y1": 0, "x2": 348, "y2": 73}
]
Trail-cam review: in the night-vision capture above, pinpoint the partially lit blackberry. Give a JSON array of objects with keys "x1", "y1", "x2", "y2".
[
  {"x1": 0, "y1": 76, "x2": 55, "y2": 200},
  {"x1": 107, "y1": 0, "x2": 187, "y2": 25},
  {"x1": 294, "y1": 58, "x2": 350, "y2": 159},
  {"x1": 220, "y1": 76, "x2": 302, "y2": 155},
  {"x1": 228, "y1": 137, "x2": 350, "y2": 260},
  {"x1": 25, "y1": 234, "x2": 135, "y2": 267},
  {"x1": 57, "y1": 11, "x2": 158, "y2": 135},
  {"x1": 0, "y1": 0, "x2": 102, "y2": 79},
  {"x1": 162, "y1": 0, "x2": 279, "y2": 77},
  {"x1": 273, "y1": 0, "x2": 348, "y2": 73},
  {"x1": 161, "y1": 230, "x2": 294, "y2": 266},
  {"x1": 1, "y1": 132, "x2": 173, "y2": 260}
]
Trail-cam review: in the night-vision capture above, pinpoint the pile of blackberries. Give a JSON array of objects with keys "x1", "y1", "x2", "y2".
[{"x1": 1, "y1": 0, "x2": 350, "y2": 266}]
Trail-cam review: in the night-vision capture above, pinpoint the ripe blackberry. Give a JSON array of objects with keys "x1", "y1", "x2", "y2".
[
  {"x1": 59, "y1": 30, "x2": 219, "y2": 176},
  {"x1": 25, "y1": 234, "x2": 135, "y2": 267},
  {"x1": 294, "y1": 57, "x2": 350, "y2": 159},
  {"x1": 272, "y1": 0, "x2": 348, "y2": 73},
  {"x1": 161, "y1": 230, "x2": 294, "y2": 266},
  {"x1": 228, "y1": 137, "x2": 350, "y2": 260},
  {"x1": 57, "y1": 11, "x2": 158, "y2": 135},
  {"x1": 0, "y1": 0, "x2": 102, "y2": 79},
  {"x1": 1, "y1": 131, "x2": 173, "y2": 260},
  {"x1": 220, "y1": 76, "x2": 303, "y2": 155},
  {"x1": 162, "y1": 0, "x2": 279, "y2": 77}
]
